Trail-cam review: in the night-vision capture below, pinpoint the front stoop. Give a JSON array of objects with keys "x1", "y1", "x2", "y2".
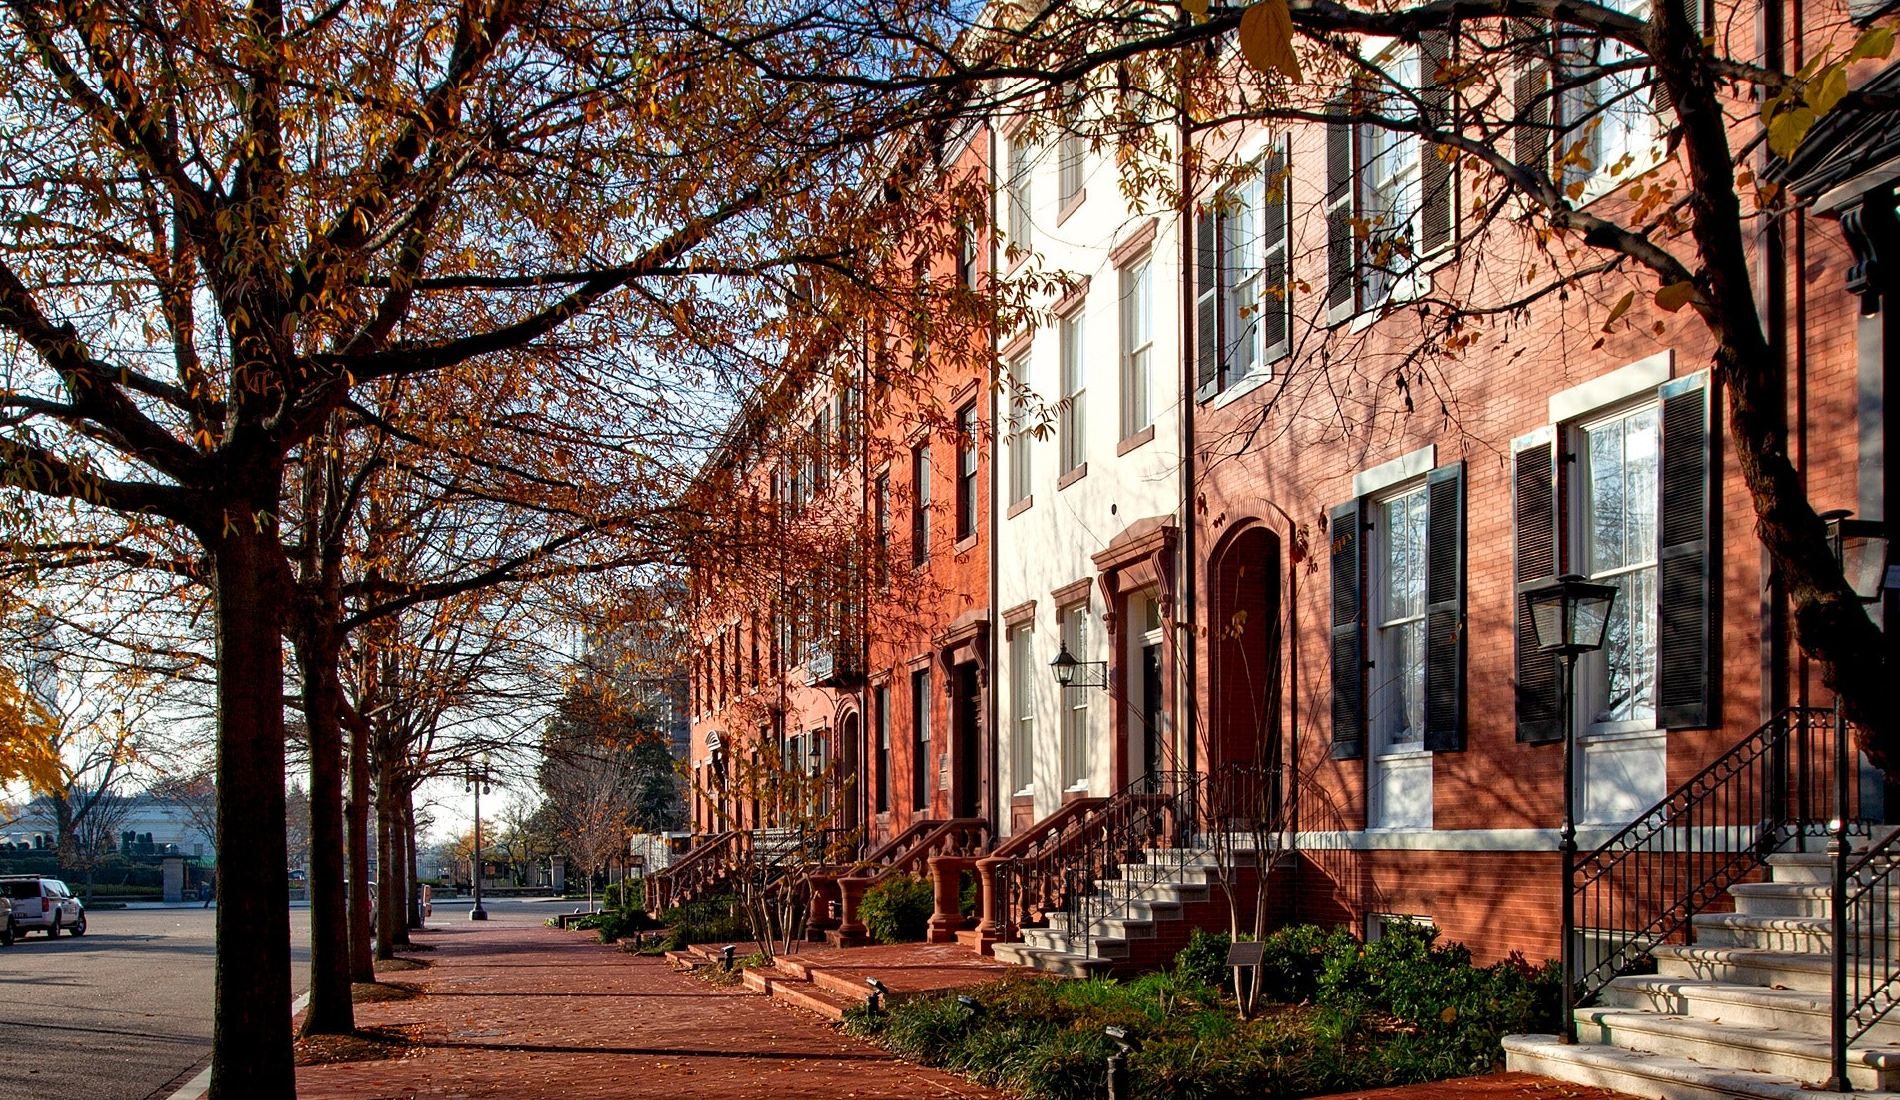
[
  {"x1": 1505, "y1": 851, "x2": 1900, "y2": 1099},
  {"x1": 734, "y1": 941, "x2": 1018, "y2": 1022},
  {"x1": 991, "y1": 847, "x2": 1264, "y2": 977}
]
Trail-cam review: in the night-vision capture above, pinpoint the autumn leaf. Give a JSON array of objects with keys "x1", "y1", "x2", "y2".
[
  {"x1": 1655, "y1": 281, "x2": 1699, "y2": 313},
  {"x1": 1850, "y1": 24, "x2": 1896, "y2": 63},
  {"x1": 1601, "y1": 290, "x2": 1636, "y2": 332},
  {"x1": 1238, "y1": 0, "x2": 1300, "y2": 83},
  {"x1": 1809, "y1": 63, "x2": 1850, "y2": 116},
  {"x1": 1767, "y1": 106, "x2": 1816, "y2": 159},
  {"x1": 1181, "y1": 0, "x2": 1208, "y2": 21}
]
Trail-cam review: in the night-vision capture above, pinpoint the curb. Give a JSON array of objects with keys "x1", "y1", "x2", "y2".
[{"x1": 166, "y1": 992, "x2": 310, "y2": 1100}]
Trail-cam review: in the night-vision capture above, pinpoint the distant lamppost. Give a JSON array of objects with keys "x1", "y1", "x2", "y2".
[
  {"x1": 1049, "y1": 641, "x2": 1108, "y2": 692},
  {"x1": 1522, "y1": 574, "x2": 1617, "y2": 1044},
  {"x1": 1821, "y1": 510, "x2": 1888, "y2": 1090},
  {"x1": 466, "y1": 757, "x2": 493, "y2": 921}
]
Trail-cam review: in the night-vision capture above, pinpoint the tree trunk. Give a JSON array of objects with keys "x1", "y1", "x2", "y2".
[
  {"x1": 374, "y1": 753, "x2": 400, "y2": 959},
  {"x1": 345, "y1": 703, "x2": 374, "y2": 982},
  {"x1": 404, "y1": 796, "x2": 423, "y2": 929},
  {"x1": 207, "y1": 524, "x2": 294, "y2": 1100},
  {"x1": 295, "y1": 634, "x2": 353, "y2": 1036}
]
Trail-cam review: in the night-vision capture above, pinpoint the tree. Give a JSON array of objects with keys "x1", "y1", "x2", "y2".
[{"x1": 67, "y1": 785, "x2": 136, "y2": 902}]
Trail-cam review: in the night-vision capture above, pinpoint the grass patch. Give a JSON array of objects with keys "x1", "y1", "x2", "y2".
[{"x1": 843, "y1": 922, "x2": 1559, "y2": 1100}]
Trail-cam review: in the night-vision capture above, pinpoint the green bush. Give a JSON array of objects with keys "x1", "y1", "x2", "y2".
[
  {"x1": 859, "y1": 873, "x2": 934, "y2": 944},
  {"x1": 658, "y1": 895, "x2": 750, "y2": 949},
  {"x1": 602, "y1": 880, "x2": 645, "y2": 911},
  {"x1": 1173, "y1": 928, "x2": 1231, "y2": 990},
  {"x1": 848, "y1": 924, "x2": 1562, "y2": 1100},
  {"x1": 572, "y1": 907, "x2": 665, "y2": 943}
]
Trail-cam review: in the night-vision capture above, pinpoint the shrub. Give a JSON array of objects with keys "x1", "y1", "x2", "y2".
[
  {"x1": 602, "y1": 880, "x2": 645, "y2": 912},
  {"x1": 859, "y1": 873, "x2": 934, "y2": 944},
  {"x1": 1173, "y1": 928, "x2": 1231, "y2": 990},
  {"x1": 658, "y1": 895, "x2": 750, "y2": 949},
  {"x1": 1259, "y1": 923, "x2": 1357, "y2": 1003}
]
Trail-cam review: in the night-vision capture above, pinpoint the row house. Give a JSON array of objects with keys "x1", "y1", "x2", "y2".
[{"x1": 660, "y1": 9, "x2": 1900, "y2": 1091}]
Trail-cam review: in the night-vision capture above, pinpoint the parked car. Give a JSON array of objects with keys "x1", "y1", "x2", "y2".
[
  {"x1": 0, "y1": 895, "x2": 12, "y2": 946},
  {"x1": 0, "y1": 877, "x2": 86, "y2": 937}
]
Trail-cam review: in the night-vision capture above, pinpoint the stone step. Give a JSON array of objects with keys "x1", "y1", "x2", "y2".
[
  {"x1": 1731, "y1": 881, "x2": 1900, "y2": 919},
  {"x1": 1576, "y1": 1007, "x2": 1900, "y2": 1090},
  {"x1": 1652, "y1": 943, "x2": 1833, "y2": 992},
  {"x1": 1045, "y1": 911, "x2": 1159, "y2": 940},
  {"x1": 1690, "y1": 911, "x2": 1900, "y2": 952},
  {"x1": 1092, "y1": 879, "x2": 1213, "y2": 905},
  {"x1": 1504, "y1": 1033, "x2": 1879, "y2": 1100},
  {"x1": 991, "y1": 940, "x2": 1115, "y2": 978},
  {"x1": 1603, "y1": 975, "x2": 1900, "y2": 1046},
  {"x1": 740, "y1": 964, "x2": 860, "y2": 1022},
  {"x1": 1020, "y1": 926, "x2": 1131, "y2": 958}
]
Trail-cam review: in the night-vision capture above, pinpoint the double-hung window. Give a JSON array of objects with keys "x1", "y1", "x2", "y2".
[
  {"x1": 1007, "y1": 358, "x2": 1032, "y2": 507},
  {"x1": 1120, "y1": 257, "x2": 1154, "y2": 439},
  {"x1": 1007, "y1": 140, "x2": 1033, "y2": 252},
  {"x1": 955, "y1": 404, "x2": 979, "y2": 541},
  {"x1": 1058, "y1": 311, "x2": 1086, "y2": 474},
  {"x1": 874, "y1": 684, "x2": 891, "y2": 814},
  {"x1": 874, "y1": 472, "x2": 891, "y2": 587},
  {"x1": 1196, "y1": 141, "x2": 1291, "y2": 400},
  {"x1": 1373, "y1": 486, "x2": 1429, "y2": 749},
  {"x1": 1059, "y1": 129, "x2": 1085, "y2": 210},
  {"x1": 1557, "y1": 0, "x2": 1662, "y2": 192},
  {"x1": 1328, "y1": 461, "x2": 1466, "y2": 760},
  {"x1": 1059, "y1": 602, "x2": 1090, "y2": 789},
  {"x1": 1010, "y1": 625, "x2": 1034, "y2": 794},
  {"x1": 911, "y1": 444, "x2": 931, "y2": 567},
  {"x1": 911, "y1": 667, "x2": 932, "y2": 811},
  {"x1": 1325, "y1": 32, "x2": 1456, "y2": 323},
  {"x1": 1580, "y1": 404, "x2": 1662, "y2": 732}
]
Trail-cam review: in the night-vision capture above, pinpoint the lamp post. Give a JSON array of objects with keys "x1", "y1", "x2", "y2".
[
  {"x1": 466, "y1": 757, "x2": 493, "y2": 921},
  {"x1": 1820, "y1": 509, "x2": 1888, "y2": 1090},
  {"x1": 1522, "y1": 574, "x2": 1617, "y2": 1044}
]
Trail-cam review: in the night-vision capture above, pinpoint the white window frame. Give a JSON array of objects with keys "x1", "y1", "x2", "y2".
[
  {"x1": 1007, "y1": 358, "x2": 1032, "y2": 506},
  {"x1": 1008, "y1": 139, "x2": 1033, "y2": 252},
  {"x1": 1559, "y1": 0, "x2": 1664, "y2": 203},
  {"x1": 1359, "y1": 41, "x2": 1422, "y2": 312},
  {"x1": 1120, "y1": 256, "x2": 1154, "y2": 439},
  {"x1": 1059, "y1": 601, "x2": 1090, "y2": 791},
  {"x1": 1371, "y1": 481, "x2": 1429, "y2": 755},
  {"x1": 1059, "y1": 129, "x2": 1085, "y2": 208},
  {"x1": 1574, "y1": 399, "x2": 1663, "y2": 738},
  {"x1": 1058, "y1": 311, "x2": 1086, "y2": 473},
  {"x1": 1010, "y1": 625, "x2": 1035, "y2": 795}
]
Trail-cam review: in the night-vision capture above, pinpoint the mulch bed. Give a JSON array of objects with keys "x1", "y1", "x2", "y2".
[
  {"x1": 294, "y1": 1024, "x2": 426, "y2": 1066},
  {"x1": 353, "y1": 980, "x2": 421, "y2": 1004},
  {"x1": 373, "y1": 956, "x2": 430, "y2": 973}
]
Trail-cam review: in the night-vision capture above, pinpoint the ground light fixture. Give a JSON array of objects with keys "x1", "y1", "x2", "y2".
[
  {"x1": 1049, "y1": 641, "x2": 1108, "y2": 691},
  {"x1": 1521, "y1": 574, "x2": 1616, "y2": 1044},
  {"x1": 865, "y1": 976, "x2": 889, "y2": 1017},
  {"x1": 1104, "y1": 1026, "x2": 1141, "y2": 1100},
  {"x1": 957, "y1": 994, "x2": 980, "y2": 1020},
  {"x1": 722, "y1": 944, "x2": 737, "y2": 972}
]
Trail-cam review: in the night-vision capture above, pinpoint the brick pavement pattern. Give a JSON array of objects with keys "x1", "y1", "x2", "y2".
[
  {"x1": 295, "y1": 922, "x2": 1001, "y2": 1100},
  {"x1": 1307, "y1": 1071, "x2": 1641, "y2": 1100}
]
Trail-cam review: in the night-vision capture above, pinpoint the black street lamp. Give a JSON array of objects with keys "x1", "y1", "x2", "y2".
[
  {"x1": 1522, "y1": 573, "x2": 1616, "y2": 1044},
  {"x1": 1049, "y1": 641, "x2": 1108, "y2": 691},
  {"x1": 1820, "y1": 509, "x2": 1887, "y2": 1090},
  {"x1": 465, "y1": 757, "x2": 493, "y2": 921}
]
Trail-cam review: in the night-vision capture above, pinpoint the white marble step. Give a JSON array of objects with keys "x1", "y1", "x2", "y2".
[
  {"x1": 990, "y1": 940, "x2": 1114, "y2": 978},
  {"x1": 1690, "y1": 911, "x2": 1900, "y2": 952},
  {"x1": 1505, "y1": 1033, "x2": 1886, "y2": 1100},
  {"x1": 1603, "y1": 975, "x2": 1900, "y2": 1046},
  {"x1": 1575, "y1": 1007, "x2": 1900, "y2": 1090},
  {"x1": 1652, "y1": 943, "x2": 1834, "y2": 993}
]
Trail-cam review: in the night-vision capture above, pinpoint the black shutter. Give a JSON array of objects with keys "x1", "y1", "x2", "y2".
[
  {"x1": 1512, "y1": 21, "x2": 1551, "y2": 171},
  {"x1": 1194, "y1": 208, "x2": 1221, "y2": 400},
  {"x1": 1423, "y1": 462, "x2": 1466, "y2": 752},
  {"x1": 1658, "y1": 375, "x2": 1714, "y2": 728},
  {"x1": 1419, "y1": 30, "x2": 1454, "y2": 256},
  {"x1": 1262, "y1": 140, "x2": 1291, "y2": 362},
  {"x1": 1330, "y1": 499, "x2": 1366, "y2": 760},
  {"x1": 1514, "y1": 437, "x2": 1563, "y2": 743},
  {"x1": 1325, "y1": 103, "x2": 1356, "y2": 316}
]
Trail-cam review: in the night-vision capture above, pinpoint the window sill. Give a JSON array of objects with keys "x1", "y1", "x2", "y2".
[
  {"x1": 1373, "y1": 744, "x2": 1431, "y2": 762},
  {"x1": 1581, "y1": 724, "x2": 1663, "y2": 744},
  {"x1": 1012, "y1": 790, "x2": 1035, "y2": 801},
  {"x1": 1210, "y1": 369, "x2": 1274, "y2": 410},
  {"x1": 954, "y1": 533, "x2": 979, "y2": 556},
  {"x1": 1116, "y1": 424, "x2": 1155, "y2": 456},
  {"x1": 1057, "y1": 463, "x2": 1088, "y2": 490},
  {"x1": 1056, "y1": 189, "x2": 1086, "y2": 227},
  {"x1": 1007, "y1": 495, "x2": 1034, "y2": 519}
]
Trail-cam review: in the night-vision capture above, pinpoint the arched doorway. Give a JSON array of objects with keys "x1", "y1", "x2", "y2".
[
  {"x1": 1209, "y1": 525, "x2": 1282, "y2": 772},
  {"x1": 835, "y1": 708, "x2": 861, "y2": 835}
]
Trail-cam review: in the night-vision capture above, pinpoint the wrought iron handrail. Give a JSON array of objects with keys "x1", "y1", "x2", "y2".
[
  {"x1": 1568, "y1": 706, "x2": 1863, "y2": 1007},
  {"x1": 990, "y1": 764, "x2": 1283, "y2": 953},
  {"x1": 1063, "y1": 764, "x2": 1285, "y2": 958},
  {"x1": 1838, "y1": 826, "x2": 1900, "y2": 1048},
  {"x1": 645, "y1": 830, "x2": 739, "y2": 915}
]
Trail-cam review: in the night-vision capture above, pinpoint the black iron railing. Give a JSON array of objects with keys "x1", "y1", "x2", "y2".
[{"x1": 1568, "y1": 706, "x2": 1864, "y2": 1008}]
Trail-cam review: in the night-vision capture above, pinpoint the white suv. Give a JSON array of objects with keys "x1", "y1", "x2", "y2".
[{"x1": 1, "y1": 877, "x2": 86, "y2": 938}]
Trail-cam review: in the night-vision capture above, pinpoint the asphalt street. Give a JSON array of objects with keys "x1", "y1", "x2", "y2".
[
  {"x1": 0, "y1": 895, "x2": 565, "y2": 1100},
  {"x1": 0, "y1": 905, "x2": 310, "y2": 1100}
]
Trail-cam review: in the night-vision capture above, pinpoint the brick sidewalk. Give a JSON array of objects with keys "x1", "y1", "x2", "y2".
[
  {"x1": 295, "y1": 921, "x2": 1000, "y2": 1099},
  {"x1": 1308, "y1": 1071, "x2": 1641, "y2": 1100}
]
